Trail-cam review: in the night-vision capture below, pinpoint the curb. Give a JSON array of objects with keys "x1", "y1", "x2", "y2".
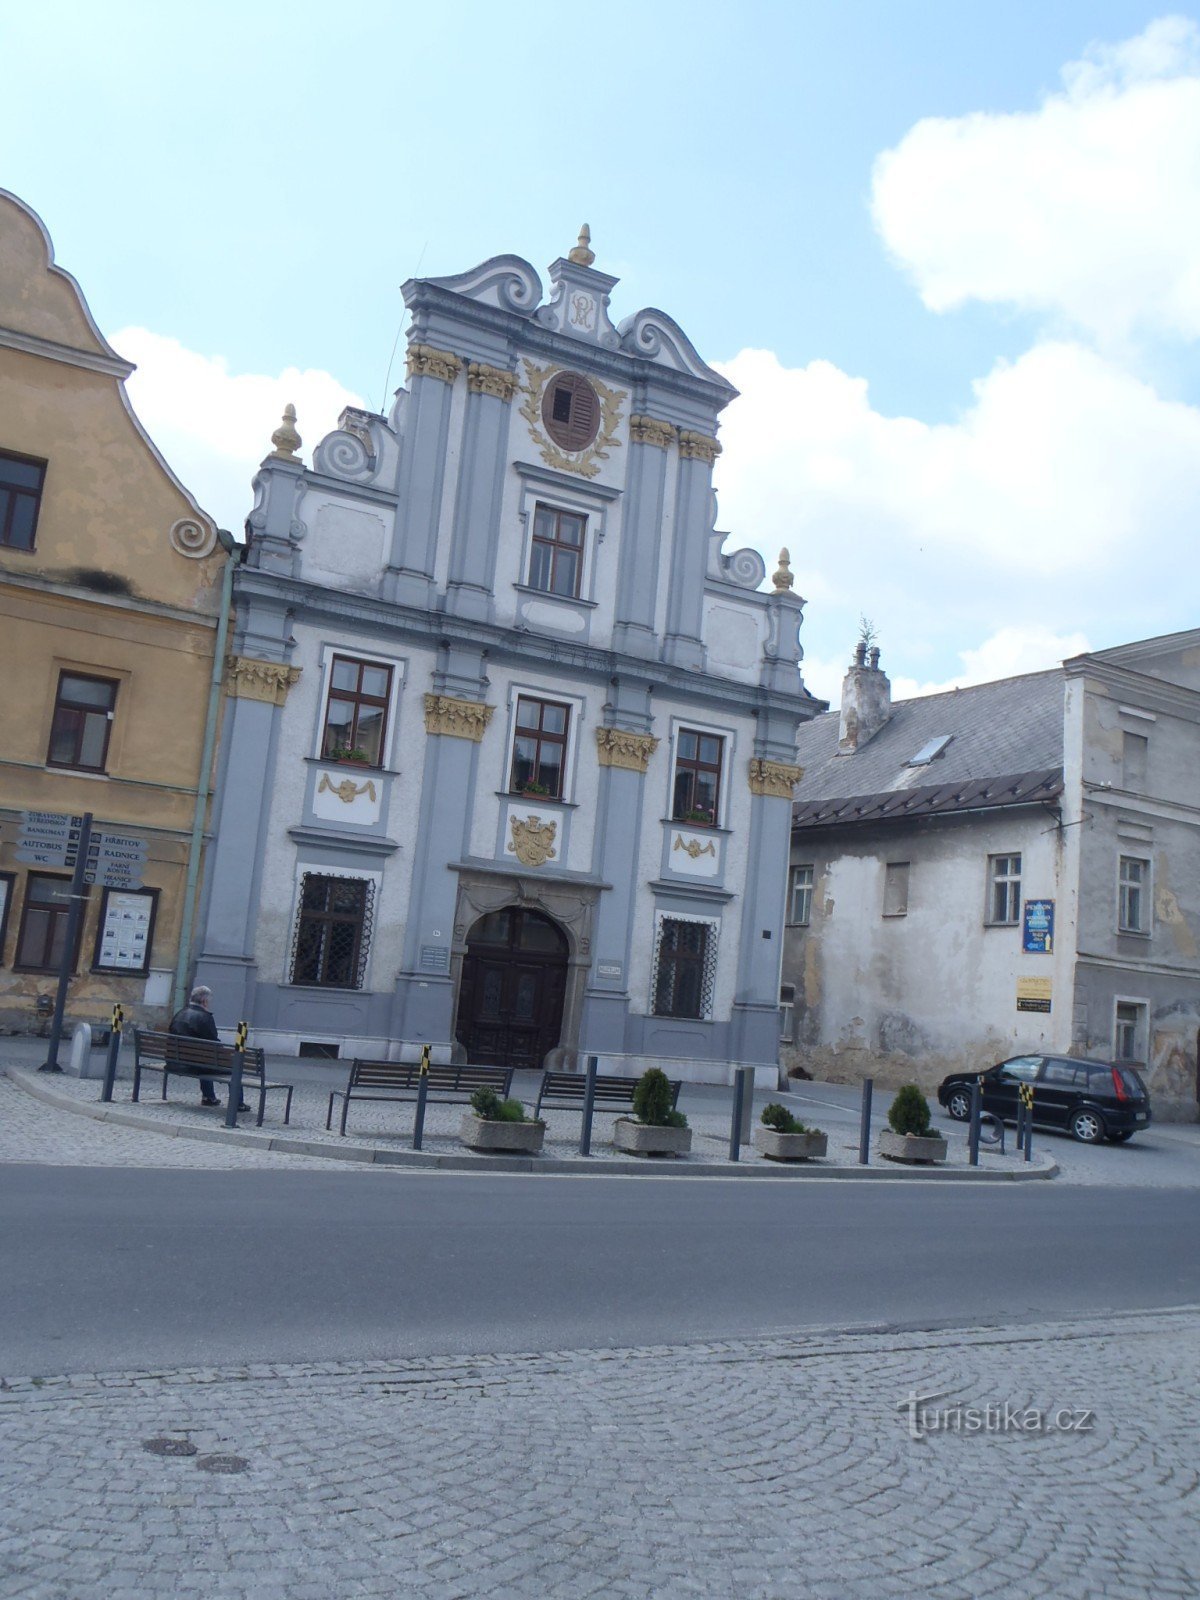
[{"x1": 6, "y1": 1069, "x2": 1059, "y2": 1182}]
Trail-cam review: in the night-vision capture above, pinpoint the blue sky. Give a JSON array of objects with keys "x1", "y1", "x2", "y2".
[{"x1": 3, "y1": 1, "x2": 1198, "y2": 701}]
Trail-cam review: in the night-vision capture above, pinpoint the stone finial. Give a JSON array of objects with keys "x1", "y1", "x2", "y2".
[
  {"x1": 568, "y1": 224, "x2": 595, "y2": 267},
  {"x1": 270, "y1": 403, "x2": 302, "y2": 460},
  {"x1": 772, "y1": 548, "x2": 794, "y2": 592}
]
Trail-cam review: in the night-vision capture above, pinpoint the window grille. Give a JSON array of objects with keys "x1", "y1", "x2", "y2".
[
  {"x1": 289, "y1": 873, "x2": 375, "y2": 990},
  {"x1": 651, "y1": 914, "x2": 718, "y2": 1020}
]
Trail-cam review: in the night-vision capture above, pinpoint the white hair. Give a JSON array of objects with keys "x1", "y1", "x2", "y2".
[{"x1": 189, "y1": 986, "x2": 213, "y2": 1005}]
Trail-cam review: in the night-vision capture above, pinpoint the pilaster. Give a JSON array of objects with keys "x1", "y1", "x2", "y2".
[
  {"x1": 613, "y1": 419, "x2": 674, "y2": 657},
  {"x1": 382, "y1": 342, "x2": 462, "y2": 609},
  {"x1": 443, "y1": 363, "x2": 518, "y2": 623},
  {"x1": 662, "y1": 434, "x2": 721, "y2": 670}
]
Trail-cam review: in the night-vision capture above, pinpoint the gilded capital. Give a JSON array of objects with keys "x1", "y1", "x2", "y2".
[
  {"x1": 467, "y1": 362, "x2": 519, "y2": 402},
  {"x1": 406, "y1": 343, "x2": 463, "y2": 385},
  {"x1": 678, "y1": 430, "x2": 722, "y2": 465},
  {"x1": 226, "y1": 656, "x2": 302, "y2": 706},
  {"x1": 423, "y1": 693, "x2": 495, "y2": 742},
  {"x1": 630, "y1": 414, "x2": 677, "y2": 451},
  {"x1": 748, "y1": 758, "x2": 804, "y2": 798},
  {"x1": 595, "y1": 726, "x2": 659, "y2": 773}
]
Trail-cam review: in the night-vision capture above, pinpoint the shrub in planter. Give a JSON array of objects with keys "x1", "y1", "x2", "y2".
[
  {"x1": 754, "y1": 1102, "x2": 828, "y2": 1161},
  {"x1": 615, "y1": 1067, "x2": 691, "y2": 1156},
  {"x1": 460, "y1": 1089, "x2": 545, "y2": 1153},
  {"x1": 878, "y1": 1082, "x2": 946, "y2": 1163}
]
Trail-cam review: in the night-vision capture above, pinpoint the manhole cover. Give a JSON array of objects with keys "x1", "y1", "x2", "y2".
[
  {"x1": 142, "y1": 1437, "x2": 198, "y2": 1457},
  {"x1": 196, "y1": 1453, "x2": 249, "y2": 1474}
]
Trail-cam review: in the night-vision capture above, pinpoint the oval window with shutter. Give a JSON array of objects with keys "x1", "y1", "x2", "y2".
[{"x1": 541, "y1": 372, "x2": 601, "y2": 451}]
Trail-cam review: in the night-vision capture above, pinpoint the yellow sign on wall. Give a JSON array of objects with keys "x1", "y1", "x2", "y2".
[{"x1": 1016, "y1": 977, "x2": 1052, "y2": 1013}]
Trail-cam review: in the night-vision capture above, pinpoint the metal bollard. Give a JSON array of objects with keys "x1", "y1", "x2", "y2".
[
  {"x1": 100, "y1": 1005, "x2": 123, "y2": 1103},
  {"x1": 858, "y1": 1077, "x2": 873, "y2": 1165},
  {"x1": 579, "y1": 1056, "x2": 598, "y2": 1156},
  {"x1": 729, "y1": 1066, "x2": 752, "y2": 1161},
  {"x1": 967, "y1": 1077, "x2": 982, "y2": 1167},
  {"x1": 1022, "y1": 1086, "x2": 1034, "y2": 1162},
  {"x1": 224, "y1": 1019, "x2": 249, "y2": 1129},
  {"x1": 412, "y1": 1044, "x2": 431, "y2": 1150}
]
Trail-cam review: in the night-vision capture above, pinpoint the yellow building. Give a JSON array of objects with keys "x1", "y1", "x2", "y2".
[{"x1": 0, "y1": 189, "x2": 232, "y2": 1035}]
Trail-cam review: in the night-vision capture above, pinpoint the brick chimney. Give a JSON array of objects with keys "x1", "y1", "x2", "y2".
[{"x1": 837, "y1": 641, "x2": 891, "y2": 754}]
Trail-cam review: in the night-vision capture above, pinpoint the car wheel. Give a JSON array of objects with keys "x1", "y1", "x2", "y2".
[
  {"x1": 1109, "y1": 1130, "x2": 1135, "y2": 1143},
  {"x1": 945, "y1": 1088, "x2": 972, "y2": 1121},
  {"x1": 1070, "y1": 1107, "x2": 1106, "y2": 1144}
]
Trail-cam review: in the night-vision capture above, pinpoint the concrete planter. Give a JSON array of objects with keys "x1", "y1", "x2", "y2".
[
  {"x1": 754, "y1": 1127, "x2": 828, "y2": 1162},
  {"x1": 613, "y1": 1118, "x2": 692, "y2": 1158},
  {"x1": 877, "y1": 1129, "x2": 948, "y2": 1164},
  {"x1": 459, "y1": 1114, "x2": 545, "y2": 1155}
]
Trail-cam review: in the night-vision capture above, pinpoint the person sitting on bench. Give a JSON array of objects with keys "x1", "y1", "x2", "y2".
[{"x1": 168, "y1": 986, "x2": 247, "y2": 1112}]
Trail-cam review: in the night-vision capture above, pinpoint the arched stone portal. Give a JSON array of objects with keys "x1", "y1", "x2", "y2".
[{"x1": 456, "y1": 907, "x2": 569, "y2": 1070}]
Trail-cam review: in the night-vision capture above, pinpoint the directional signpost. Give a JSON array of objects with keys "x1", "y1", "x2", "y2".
[{"x1": 17, "y1": 811, "x2": 147, "y2": 1071}]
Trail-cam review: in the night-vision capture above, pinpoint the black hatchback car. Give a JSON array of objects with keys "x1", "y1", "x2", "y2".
[{"x1": 937, "y1": 1055, "x2": 1152, "y2": 1143}]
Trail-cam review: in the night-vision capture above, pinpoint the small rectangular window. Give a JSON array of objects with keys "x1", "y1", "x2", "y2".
[
  {"x1": 321, "y1": 655, "x2": 393, "y2": 767},
  {"x1": 1121, "y1": 732, "x2": 1148, "y2": 791},
  {"x1": 987, "y1": 853, "x2": 1022, "y2": 925},
  {"x1": 528, "y1": 504, "x2": 585, "y2": 598},
  {"x1": 779, "y1": 983, "x2": 795, "y2": 1044},
  {"x1": 1118, "y1": 856, "x2": 1150, "y2": 934},
  {"x1": 0, "y1": 872, "x2": 15, "y2": 966},
  {"x1": 883, "y1": 862, "x2": 909, "y2": 917},
  {"x1": 1114, "y1": 1001, "x2": 1146, "y2": 1062},
  {"x1": 46, "y1": 671, "x2": 118, "y2": 772},
  {"x1": 672, "y1": 729, "x2": 724, "y2": 826},
  {"x1": 14, "y1": 873, "x2": 85, "y2": 972},
  {"x1": 0, "y1": 449, "x2": 46, "y2": 550},
  {"x1": 290, "y1": 874, "x2": 373, "y2": 989},
  {"x1": 509, "y1": 696, "x2": 570, "y2": 798},
  {"x1": 652, "y1": 916, "x2": 717, "y2": 1020},
  {"x1": 789, "y1": 864, "x2": 814, "y2": 925}
]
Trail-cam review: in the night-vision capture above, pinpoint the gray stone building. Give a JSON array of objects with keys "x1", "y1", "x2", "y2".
[
  {"x1": 782, "y1": 632, "x2": 1200, "y2": 1120},
  {"x1": 193, "y1": 230, "x2": 819, "y2": 1083}
]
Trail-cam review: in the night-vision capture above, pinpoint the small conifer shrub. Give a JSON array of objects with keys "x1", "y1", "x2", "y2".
[{"x1": 888, "y1": 1084, "x2": 933, "y2": 1137}]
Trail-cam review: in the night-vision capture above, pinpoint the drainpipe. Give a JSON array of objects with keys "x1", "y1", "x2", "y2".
[{"x1": 173, "y1": 532, "x2": 240, "y2": 1012}]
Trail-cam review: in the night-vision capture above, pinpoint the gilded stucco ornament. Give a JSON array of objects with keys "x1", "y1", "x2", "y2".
[
  {"x1": 406, "y1": 344, "x2": 463, "y2": 385},
  {"x1": 467, "y1": 362, "x2": 519, "y2": 401},
  {"x1": 226, "y1": 657, "x2": 302, "y2": 706},
  {"x1": 678, "y1": 430, "x2": 722, "y2": 465},
  {"x1": 595, "y1": 727, "x2": 659, "y2": 773},
  {"x1": 747, "y1": 758, "x2": 804, "y2": 799},
  {"x1": 509, "y1": 815, "x2": 558, "y2": 867},
  {"x1": 520, "y1": 359, "x2": 625, "y2": 478},
  {"x1": 673, "y1": 834, "x2": 717, "y2": 860},
  {"x1": 772, "y1": 548, "x2": 795, "y2": 592},
  {"x1": 423, "y1": 694, "x2": 494, "y2": 742},
  {"x1": 270, "y1": 404, "x2": 302, "y2": 460},
  {"x1": 629, "y1": 414, "x2": 676, "y2": 451},
  {"x1": 318, "y1": 774, "x2": 378, "y2": 804},
  {"x1": 169, "y1": 517, "x2": 217, "y2": 560}
]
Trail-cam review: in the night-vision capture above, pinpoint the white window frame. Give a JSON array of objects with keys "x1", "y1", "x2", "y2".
[
  {"x1": 1118, "y1": 855, "x2": 1151, "y2": 935},
  {"x1": 789, "y1": 864, "x2": 814, "y2": 926},
  {"x1": 313, "y1": 643, "x2": 405, "y2": 768},
  {"x1": 667, "y1": 717, "x2": 736, "y2": 830},
  {"x1": 285, "y1": 864, "x2": 382, "y2": 990},
  {"x1": 986, "y1": 852, "x2": 1022, "y2": 926},
  {"x1": 513, "y1": 467, "x2": 615, "y2": 606},
  {"x1": 883, "y1": 861, "x2": 909, "y2": 918},
  {"x1": 502, "y1": 682, "x2": 584, "y2": 803},
  {"x1": 650, "y1": 909, "x2": 719, "y2": 1022},
  {"x1": 779, "y1": 983, "x2": 795, "y2": 1044},
  {"x1": 1113, "y1": 997, "x2": 1149, "y2": 1063}
]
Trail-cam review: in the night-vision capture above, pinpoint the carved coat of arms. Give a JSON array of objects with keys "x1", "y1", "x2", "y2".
[{"x1": 509, "y1": 815, "x2": 558, "y2": 868}]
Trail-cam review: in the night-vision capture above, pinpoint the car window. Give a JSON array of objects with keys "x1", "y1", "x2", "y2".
[
  {"x1": 1041, "y1": 1061, "x2": 1081, "y2": 1086},
  {"x1": 1087, "y1": 1065, "x2": 1117, "y2": 1091},
  {"x1": 1119, "y1": 1066, "x2": 1148, "y2": 1097},
  {"x1": 998, "y1": 1057, "x2": 1041, "y2": 1082}
]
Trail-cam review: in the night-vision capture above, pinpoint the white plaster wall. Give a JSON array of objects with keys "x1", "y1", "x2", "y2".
[
  {"x1": 297, "y1": 493, "x2": 387, "y2": 595},
  {"x1": 702, "y1": 598, "x2": 765, "y2": 686}
]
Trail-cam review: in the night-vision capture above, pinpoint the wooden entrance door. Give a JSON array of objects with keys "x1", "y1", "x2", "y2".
[{"x1": 456, "y1": 908, "x2": 569, "y2": 1071}]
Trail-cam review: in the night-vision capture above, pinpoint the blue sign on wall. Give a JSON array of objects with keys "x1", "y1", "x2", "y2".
[{"x1": 1023, "y1": 899, "x2": 1054, "y2": 953}]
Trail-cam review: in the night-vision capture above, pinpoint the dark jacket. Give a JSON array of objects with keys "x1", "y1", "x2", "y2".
[{"x1": 168, "y1": 1003, "x2": 219, "y2": 1042}]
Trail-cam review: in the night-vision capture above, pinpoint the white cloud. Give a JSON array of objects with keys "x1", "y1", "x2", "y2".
[
  {"x1": 870, "y1": 16, "x2": 1200, "y2": 343},
  {"x1": 889, "y1": 626, "x2": 1093, "y2": 701},
  {"x1": 713, "y1": 342, "x2": 1200, "y2": 697},
  {"x1": 115, "y1": 328, "x2": 364, "y2": 534}
]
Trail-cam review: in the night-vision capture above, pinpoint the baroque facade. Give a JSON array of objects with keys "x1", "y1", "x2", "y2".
[
  {"x1": 782, "y1": 634, "x2": 1200, "y2": 1119},
  {"x1": 0, "y1": 189, "x2": 231, "y2": 1032},
  {"x1": 193, "y1": 231, "x2": 819, "y2": 1083}
]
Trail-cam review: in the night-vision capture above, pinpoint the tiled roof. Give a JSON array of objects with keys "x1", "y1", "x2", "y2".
[{"x1": 792, "y1": 667, "x2": 1065, "y2": 826}]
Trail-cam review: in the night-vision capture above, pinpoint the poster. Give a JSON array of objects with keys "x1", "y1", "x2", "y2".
[
  {"x1": 95, "y1": 889, "x2": 156, "y2": 974},
  {"x1": 1016, "y1": 976, "x2": 1052, "y2": 1014},
  {"x1": 1023, "y1": 899, "x2": 1054, "y2": 953}
]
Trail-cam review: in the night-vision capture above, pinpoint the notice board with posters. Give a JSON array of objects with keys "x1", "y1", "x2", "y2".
[
  {"x1": 1016, "y1": 977, "x2": 1052, "y2": 1014},
  {"x1": 1023, "y1": 899, "x2": 1054, "y2": 953}
]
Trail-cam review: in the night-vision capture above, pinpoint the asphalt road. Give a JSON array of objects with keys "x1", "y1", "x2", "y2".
[{"x1": 3, "y1": 1167, "x2": 1197, "y2": 1378}]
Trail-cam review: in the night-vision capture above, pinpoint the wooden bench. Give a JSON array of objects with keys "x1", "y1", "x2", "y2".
[
  {"x1": 327, "y1": 1060, "x2": 514, "y2": 1136},
  {"x1": 131, "y1": 1028, "x2": 294, "y2": 1128},
  {"x1": 533, "y1": 1069, "x2": 682, "y2": 1120}
]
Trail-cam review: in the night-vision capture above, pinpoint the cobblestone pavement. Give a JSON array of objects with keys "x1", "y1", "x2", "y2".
[{"x1": 1, "y1": 1310, "x2": 1196, "y2": 1599}]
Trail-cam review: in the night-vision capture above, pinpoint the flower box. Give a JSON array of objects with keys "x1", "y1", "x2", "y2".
[
  {"x1": 458, "y1": 1114, "x2": 545, "y2": 1155},
  {"x1": 612, "y1": 1118, "x2": 692, "y2": 1157},
  {"x1": 754, "y1": 1128, "x2": 828, "y2": 1162},
  {"x1": 877, "y1": 1129, "x2": 947, "y2": 1164}
]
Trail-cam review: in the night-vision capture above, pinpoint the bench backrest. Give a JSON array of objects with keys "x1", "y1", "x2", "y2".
[
  {"x1": 348, "y1": 1060, "x2": 513, "y2": 1096},
  {"x1": 134, "y1": 1028, "x2": 265, "y2": 1074},
  {"x1": 536, "y1": 1071, "x2": 683, "y2": 1109}
]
